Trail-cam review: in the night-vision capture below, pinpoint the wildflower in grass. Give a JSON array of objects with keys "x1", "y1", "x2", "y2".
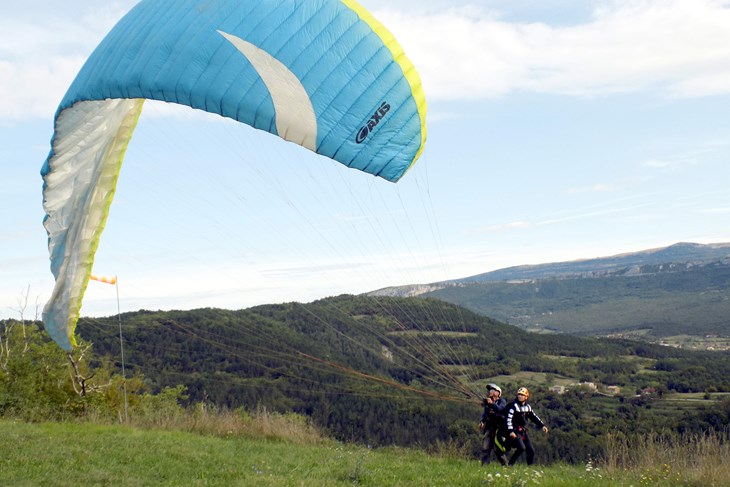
[{"x1": 581, "y1": 456, "x2": 603, "y2": 481}]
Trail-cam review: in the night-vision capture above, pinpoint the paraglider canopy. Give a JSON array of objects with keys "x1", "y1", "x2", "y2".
[{"x1": 41, "y1": 0, "x2": 427, "y2": 350}]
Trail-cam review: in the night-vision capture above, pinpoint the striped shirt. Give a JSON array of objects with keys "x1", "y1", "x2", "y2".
[{"x1": 506, "y1": 401, "x2": 545, "y2": 433}]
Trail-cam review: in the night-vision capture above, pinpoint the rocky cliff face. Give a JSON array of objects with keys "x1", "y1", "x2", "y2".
[
  {"x1": 367, "y1": 242, "x2": 730, "y2": 296},
  {"x1": 367, "y1": 283, "x2": 447, "y2": 297}
]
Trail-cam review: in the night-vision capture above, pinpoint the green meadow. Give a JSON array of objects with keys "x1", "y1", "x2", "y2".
[{"x1": 2, "y1": 420, "x2": 728, "y2": 486}]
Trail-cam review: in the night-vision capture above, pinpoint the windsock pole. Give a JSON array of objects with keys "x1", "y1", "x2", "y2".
[{"x1": 90, "y1": 274, "x2": 128, "y2": 422}]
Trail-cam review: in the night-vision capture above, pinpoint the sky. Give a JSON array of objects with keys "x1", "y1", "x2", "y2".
[{"x1": 1, "y1": 0, "x2": 729, "y2": 321}]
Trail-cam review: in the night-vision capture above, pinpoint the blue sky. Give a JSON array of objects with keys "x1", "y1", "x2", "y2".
[{"x1": 2, "y1": 0, "x2": 729, "y2": 320}]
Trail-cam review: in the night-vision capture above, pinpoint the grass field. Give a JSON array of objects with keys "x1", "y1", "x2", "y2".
[{"x1": 2, "y1": 420, "x2": 727, "y2": 486}]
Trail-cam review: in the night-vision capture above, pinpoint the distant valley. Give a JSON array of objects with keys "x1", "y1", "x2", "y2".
[{"x1": 369, "y1": 242, "x2": 730, "y2": 348}]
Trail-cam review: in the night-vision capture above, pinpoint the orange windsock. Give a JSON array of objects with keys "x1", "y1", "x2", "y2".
[{"x1": 90, "y1": 275, "x2": 117, "y2": 285}]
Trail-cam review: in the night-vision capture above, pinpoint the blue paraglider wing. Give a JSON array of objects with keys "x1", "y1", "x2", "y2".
[{"x1": 41, "y1": 0, "x2": 426, "y2": 350}]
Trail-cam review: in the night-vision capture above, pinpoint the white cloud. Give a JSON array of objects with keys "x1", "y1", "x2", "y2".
[
  {"x1": 0, "y1": 56, "x2": 87, "y2": 120},
  {"x1": 669, "y1": 72, "x2": 730, "y2": 98},
  {"x1": 0, "y1": 2, "x2": 134, "y2": 121},
  {"x1": 378, "y1": 8, "x2": 529, "y2": 100},
  {"x1": 379, "y1": 0, "x2": 730, "y2": 100},
  {"x1": 644, "y1": 159, "x2": 672, "y2": 168},
  {"x1": 537, "y1": 203, "x2": 652, "y2": 225},
  {"x1": 565, "y1": 183, "x2": 616, "y2": 194},
  {"x1": 699, "y1": 207, "x2": 730, "y2": 214},
  {"x1": 481, "y1": 221, "x2": 532, "y2": 232},
  {"x1": 2, "y1": 1, "x2": 730, "y2": 123},
  {"x1": 643, "y1": 153, "x2": 701, "y2": 170}
]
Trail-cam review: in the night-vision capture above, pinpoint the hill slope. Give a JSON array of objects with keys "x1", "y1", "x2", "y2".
[
  {"x1": 76, "y1": 295, "x2": 730, "y2": 459},
  {"x1": 370, "y1": 243, "x2": 730, "y2": 339}
]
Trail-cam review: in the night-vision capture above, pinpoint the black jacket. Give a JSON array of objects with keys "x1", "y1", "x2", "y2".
[
  {"x1": 479, "y1": 397, "x2": 507, "y2": 429},
  {"x1": 505, "y1": 400, "x2": 545, "y2": 434}
]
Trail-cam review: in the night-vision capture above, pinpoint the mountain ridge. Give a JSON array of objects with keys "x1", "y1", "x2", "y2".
[
  {"x1": 369, "y1": 242, "x2": 730, "y2": 296},
  {"x1": 367, "y1": 242, "x2": 730, "y2": 339}
]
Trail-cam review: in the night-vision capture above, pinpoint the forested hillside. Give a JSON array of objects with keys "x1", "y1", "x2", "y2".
[
  {"x1": 69, "y1": 295, "x2": 730, "y2": 462},
  {"x1": 362, "y1": 243, "x2": 730, "y2": 341},
  {"x1": 424, "y1": 262, "x2": 730, "y2": 338}
]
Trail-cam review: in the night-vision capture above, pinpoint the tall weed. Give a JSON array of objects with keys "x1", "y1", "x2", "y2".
[
  {"x1": 126, "y1": 395, "x2": 327, "y2": 445},
  {"x1": 602, "y1": 428, "x2": 730, "y2": 486}
]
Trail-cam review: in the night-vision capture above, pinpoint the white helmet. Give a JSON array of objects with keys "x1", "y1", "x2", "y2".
[{"x1": 486, "y1": 383, "x2": 502, "y2": 395}]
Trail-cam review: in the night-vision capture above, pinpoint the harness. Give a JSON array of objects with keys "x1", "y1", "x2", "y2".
[{"x1": 494, "y1": 433, "x2": 508, "y2": 453}]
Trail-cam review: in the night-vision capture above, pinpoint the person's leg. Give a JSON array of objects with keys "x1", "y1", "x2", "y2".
[
  {"x1": 481, "y1": 429, "x2": 492, "y2": 465},
  {"x1": 524, "y1": 435, "x2": 535, "y2": 465},
  {"x1": 508, "y1": 436, "x2": 525, "y2": 466},
  {"x1": 496, "y1": 451, "x2": 508, "y2": 465},
  {"x1": 494, "y1": 429, "x2": 508, "y2": 465}
]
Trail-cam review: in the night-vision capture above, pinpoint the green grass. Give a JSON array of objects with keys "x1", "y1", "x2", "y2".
[{"x1": 1, "y1": 420, "x2": 721, "y2": 486}]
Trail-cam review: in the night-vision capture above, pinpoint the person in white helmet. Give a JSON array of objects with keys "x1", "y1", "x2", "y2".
[{"x1": 478, "y1": 383, "x2": 508, "y2": 465}]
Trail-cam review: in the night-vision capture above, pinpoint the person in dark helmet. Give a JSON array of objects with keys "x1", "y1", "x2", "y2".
[
  {"x1": 478, "y1": 383, "x2": 508, "y2": 465},
  {"x1": 505, "y1": 387, "x2": 548, "y2": 466}
]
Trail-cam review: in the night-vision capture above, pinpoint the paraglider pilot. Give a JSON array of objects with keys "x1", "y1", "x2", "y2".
[
  {"x1": 478, "y1": 383, "x2": 508, "y2": 465},
  {"x1": 505, "y1": 387, "x2": 548, "y2": 466}
]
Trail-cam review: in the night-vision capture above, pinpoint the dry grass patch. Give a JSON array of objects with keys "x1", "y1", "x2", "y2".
[
  {"x1": 116, "y1": 394, "x2": 327, "y2": 445},
  {"x1": 602, "y1": 429, "x2": 730, "y2": 486},
  {"x1": 161, "y1": 405, "x2": 326, "y2": 445}
]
